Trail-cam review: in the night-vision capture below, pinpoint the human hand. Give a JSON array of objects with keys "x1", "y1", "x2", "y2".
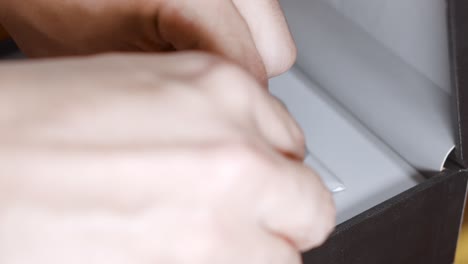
[
  {"x1": 0, "y1": 0, "x2": 297, "y2": 83},
  {"x1": 0, "y1": 53, "x2": 334, "y2": 264}
]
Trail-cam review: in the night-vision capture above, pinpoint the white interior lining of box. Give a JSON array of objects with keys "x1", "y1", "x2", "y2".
[
  {"x1": 270, "y1": 70, "x2": 425, "y2": 224},
  {"x1": 271, "y1": 0, "x2": 457, "y2": 223},
  {"x1": 279, "y1": 0, "x2": 455, "y2": 172},
  {"x1": 326, "y1": 0, "x2": 451, "y2": 94}
]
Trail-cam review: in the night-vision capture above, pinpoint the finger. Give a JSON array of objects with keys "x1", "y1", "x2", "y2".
[
  {"x1": 157, "y1": 0, "x2": 268, "y2": 85},
  {"x1": 208, "y1": 224, "x2": 302, "y2": 264},
  {"x1": 250, "y1": 229, "x2": 302, "y2": 264},
  {"x1": 253, "y1": 92, "x2": 306, "y2": 160},
  {"x1": 256, "y1": 155, "x2": 336, "y2": 251},
  {"x1": 232, "y1": 0, "x2": 297, "y2": 77},
  {"x1": 158, "y1": 52, "x2": 306, "y2": 158},
  {"x1": 135, "y1": 205, "x2": 301, "y2": 264},
  {"x1": 192, "y1": 59, "x2": 306, "y2": 159}
]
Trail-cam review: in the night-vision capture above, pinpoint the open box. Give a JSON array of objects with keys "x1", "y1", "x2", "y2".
[
  {"x1": 268, "y1": 0, "x2": 468, "y2": 263},
  {"x1": 0, "y1": 0, "x2": 467, "y2": 263}
]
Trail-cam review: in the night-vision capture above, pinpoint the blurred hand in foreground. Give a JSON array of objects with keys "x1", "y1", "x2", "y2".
[
  {"x1": 0, "y1": 53, "x2": 334, "y2": 264},
  {"x1": 0, "y1": 0, "x2": 297, "y2": 83}
]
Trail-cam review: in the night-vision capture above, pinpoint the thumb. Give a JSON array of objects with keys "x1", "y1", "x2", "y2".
[{"x1": 156, "y1": 0, "x2": 267, "y2": 86}]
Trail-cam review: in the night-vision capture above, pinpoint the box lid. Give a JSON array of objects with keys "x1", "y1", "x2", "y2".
[{"x1": 448, "y1": 0, "x2": 468, "y2": 167}]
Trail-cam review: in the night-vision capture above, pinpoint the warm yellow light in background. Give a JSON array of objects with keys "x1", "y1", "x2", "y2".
[{"x1": 456, "y1": 206, "x2": 468, "y2": 263}]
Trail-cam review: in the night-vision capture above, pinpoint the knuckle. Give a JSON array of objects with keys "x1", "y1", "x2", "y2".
[
  {"x1": 292, "y1": 125, "x2": 306, "y2": 152},
  {"x1": 212, "y1": 141, "x2": 272, "y2": 186},
  {"x1": 207, "y1": 60, "x2": 250, "y2": 83},
  {"x1": 274, "y1": 98, "x2": 305, "y2": 149},
  {"x1": 306, "y1": 190, "x2": 336, "y2": 248},
  {"x1": 296, "y1": 128, "x2": 306, "y2": 145},
  {"x1": 282, "y1": 175, "x2": 336, "y2": 251},
  {"x1": 207, "y1": 60, "x2": 258, "y2": 91},
  {"x1": 270, "y1": 241, "x2": 302, "y2": 264},
  {"x1": 217, "y1": 141, "x2": 268, "y2": 173},
  {"x1": 199, "y1": 60, "x2": 263, "y2": 112},
  {"x1": 323, "y1": 192, "x2": 337, "y2": 233}
]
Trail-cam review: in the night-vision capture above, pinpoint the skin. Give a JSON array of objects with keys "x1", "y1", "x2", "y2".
[
  {"x1": 0, "y1": 53, "x2": 335, "y2": 264},
  {"x1": 0, "y1": 0, "x2": 335, "y2": 262},
  {"x1": 0, "y1": 0, "x2": 297, "y2": 84}
]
